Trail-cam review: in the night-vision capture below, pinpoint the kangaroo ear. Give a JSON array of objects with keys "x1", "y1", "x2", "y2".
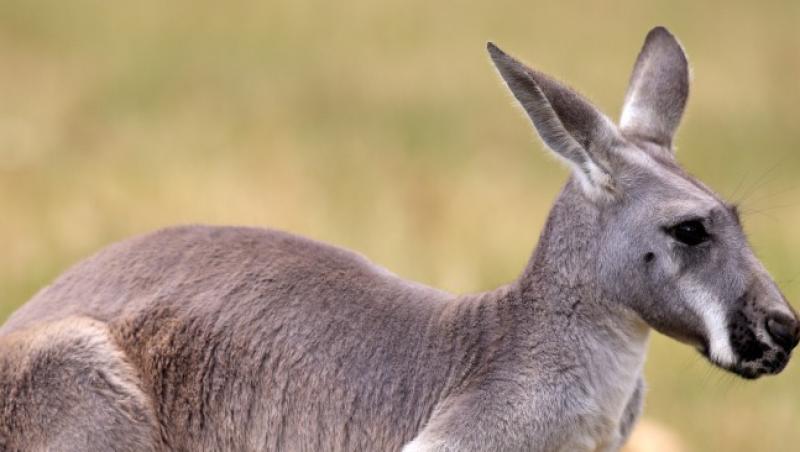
[
  {"x1": 487, "y1": 42, "x2": 618, "y2": 201},
  {"x1": 620, "y1": 27, "x2": 689, "y2": 149}
]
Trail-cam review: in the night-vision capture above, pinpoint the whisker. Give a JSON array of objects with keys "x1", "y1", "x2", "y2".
[
  {"x1": 740, "y1": 183, "x2": 800, "y2": 207},
  {"x1": 728, "y1": 170, "x2": 753, "y2": 202},
  {"x1": 741, "y1": 209, "x2": 782, "y2": 223},
  {"x1": 735, "y1": 158, "x2": 786, "y2": 205},
  {"x1": 739, "y1": 200, "x2": 800, "y2": 225}
]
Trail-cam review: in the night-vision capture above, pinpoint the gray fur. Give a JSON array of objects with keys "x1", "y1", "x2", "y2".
[
  {"x1": 620, "y1": 27, "x2": 690, "y2": 148},
  {"x1": 0, "y1": 27, "x2": 797, "y2": 452},
  {"x1": 488, "y1": 42, "x2": 618, "y2": 199}
]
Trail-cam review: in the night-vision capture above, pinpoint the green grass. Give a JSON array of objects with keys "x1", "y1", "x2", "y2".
[{"x1": 1, "y1": 1, "x2": 799, "y2": 450}]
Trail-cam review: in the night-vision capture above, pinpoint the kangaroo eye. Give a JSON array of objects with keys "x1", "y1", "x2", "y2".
[{"x1": 668, "y1": 220, "x2": 709, "y2": 246}]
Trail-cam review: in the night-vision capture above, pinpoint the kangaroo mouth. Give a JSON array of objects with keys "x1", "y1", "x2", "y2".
[
  {"x1": 696, "y1": 343, "x2": 755, "y2": 379},
  {"x1": 698, "y1": 338, "x2": 791, "y2": 379}
]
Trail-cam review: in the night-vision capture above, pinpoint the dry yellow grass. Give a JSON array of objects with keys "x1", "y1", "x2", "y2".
[{"x1": 1, "y1": 1, "x2": 799, "y2": 450}]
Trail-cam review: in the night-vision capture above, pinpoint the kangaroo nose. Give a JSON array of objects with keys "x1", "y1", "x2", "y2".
[{"x1": 766, "y1": 312, "x2": 800, "y2": 351}]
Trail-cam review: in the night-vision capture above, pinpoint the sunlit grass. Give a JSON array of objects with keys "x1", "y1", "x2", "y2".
[{"x1": 1, "y1": 1, "x2": 798, "y2": 450}]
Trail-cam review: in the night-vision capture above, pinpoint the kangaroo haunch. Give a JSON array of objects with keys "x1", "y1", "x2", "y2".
[{"x1": 1, "y1": 26, "x2": 798, "y2": 452}]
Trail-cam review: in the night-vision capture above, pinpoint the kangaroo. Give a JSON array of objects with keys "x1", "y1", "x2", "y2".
[{"x1": 1, "y1": 26, "x2": 798, "y2": 452}]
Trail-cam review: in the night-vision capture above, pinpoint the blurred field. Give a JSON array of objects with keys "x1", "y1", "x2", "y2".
[{"x1": 1, "y1": 1, "x2": 799, "y2": 450}]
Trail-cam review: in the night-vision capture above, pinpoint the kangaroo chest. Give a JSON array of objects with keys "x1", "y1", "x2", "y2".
[{"x1": 560, "y1": 332, "x2": 649, "y2": 451}]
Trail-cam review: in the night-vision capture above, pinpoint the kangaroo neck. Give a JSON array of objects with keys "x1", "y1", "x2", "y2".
[
  {"x1": 513, "y1": 180, "x2": 648, "y2": 345},
  {"x1": 443, "y1": 180, "x2": 648, "y2": 392},
  {"x1": 525, "y1": 181, "x2": 601, "y2": 290}
]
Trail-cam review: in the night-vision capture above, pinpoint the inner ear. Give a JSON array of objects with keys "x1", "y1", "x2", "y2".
[{"x1": 620, "y1": 27, "x2": 690, "y2": 149}]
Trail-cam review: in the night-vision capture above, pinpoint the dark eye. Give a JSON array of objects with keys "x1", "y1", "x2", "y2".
[{"x1": 668, "y1": 220, "x2": 710, "y2": 246}]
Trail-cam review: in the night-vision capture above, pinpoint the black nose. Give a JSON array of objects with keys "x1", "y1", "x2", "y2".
[{"x1": 766, "y1": 312, "x2": 800, "y2": 351}]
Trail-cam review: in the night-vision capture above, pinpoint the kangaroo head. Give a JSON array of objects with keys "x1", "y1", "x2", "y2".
[{"x1": 489, "y1": 27, "x2": 799, "y2": 379}]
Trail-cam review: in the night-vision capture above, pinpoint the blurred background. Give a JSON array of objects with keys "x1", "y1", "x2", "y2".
[{"x1": 0, "y1": 1, "x2": 798, "y2": 450}]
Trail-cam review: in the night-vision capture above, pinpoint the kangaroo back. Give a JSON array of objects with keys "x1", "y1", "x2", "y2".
[{"x1": 2, "y1": 225, "x2": 477, "y2": 451}]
